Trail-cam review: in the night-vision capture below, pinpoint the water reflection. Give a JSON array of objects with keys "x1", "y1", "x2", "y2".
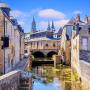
[
  {"x1": 26, "y1": 59, "x2": 86, "y2": 90},
  {"x1": 32, "y1": 65, "x2": 71, "y2": 90}
]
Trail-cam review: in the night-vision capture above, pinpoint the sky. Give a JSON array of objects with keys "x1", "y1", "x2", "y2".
[{"x1": 3, "y1": 0, "x2": 90, "y2": 32}]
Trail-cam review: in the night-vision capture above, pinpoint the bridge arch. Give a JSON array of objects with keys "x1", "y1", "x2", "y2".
[
  {"x1": 47, "y1": 51, "x2": 58, "y2": 58},
  {"x1": 32, "y1": 51, "x2": 45, "y2": 58}
]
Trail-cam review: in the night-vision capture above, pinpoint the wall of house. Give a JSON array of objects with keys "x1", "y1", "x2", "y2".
[
  {"x1": 61, "y1": 27, "x2": 67, "y2": 51},
  {"x1": 4, "y1": 16, "x2": 15, "y2": 73},
  {"x1": 65, "y1": 41, "x2": 71, "y2": 65},
  {"x1": 79, "y1": 26, "x2": 90, "y2": 62},
  {"x1": 79, "y1": 28, "x2": 90, "y2": 51},
  {"x1": 20, "y1": 32, "x2": 24, "y2": 60},
  {"x1": 14, "y1": 29, "x2": 20, "y2": 64},
  {"x1": 71, "y1": 30, "x2": 81, "y2": 77},
  {"x1": 0, "y1": 13, "x2": 24, "y2": 73},
  {"x1": 0, "y1": 13, "x2": 4, "y2": 73}
]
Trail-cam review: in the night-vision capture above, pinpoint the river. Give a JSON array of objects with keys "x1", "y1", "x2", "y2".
[
  {"x1": 26, "y1": 59, "x2": 86, "y2": 90},
  {"x1": 32, "y1": 64, "x2": 71, "y2": 90}
]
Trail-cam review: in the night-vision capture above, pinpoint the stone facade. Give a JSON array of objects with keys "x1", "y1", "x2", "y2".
[
  {"x1": 60, "y1": 26, "x2": 71, "y2": 65},
  {"x1": 0, "y1": 2, "x2": 24, "y2": 73},
  {"x1": 25, "y1": 37, "x2": 60, "y2": 57},
  {"x1": 71, "y1": 28, "x2": 81, "y2": 77},
  {"x1": 61, "y1": 15, "x2": 90, "y2": 65},
  {"x1": 79, "y1": 26, "x2": 90, "y2": 61},
  {"x1": 0, "y1": 12, "x2": 4, "y2": 73},
  {"x1": 70, "y1": 16, "x2": 90, "y2": 84}
]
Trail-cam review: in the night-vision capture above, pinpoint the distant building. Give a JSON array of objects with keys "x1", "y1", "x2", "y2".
[
  {"x1": 31, "y1": 16, "x2": 37, "y2": 33},
  {"x1": 24, "y1": 19, "x2": 61, "y2": 58},
  {"x1": 29, "y1": 18, "x2": 61, "y2": 39}
]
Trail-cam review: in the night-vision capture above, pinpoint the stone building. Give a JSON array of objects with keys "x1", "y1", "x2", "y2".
[
  {"x1": 0, "y1": 2, "x2": 24, "y2": 73},
  {"x1": 61, "y1": 14, "x2": 90, "y2": 83},
  {"x1": 71, "y1": 24, "x2": 81, "y2": 77},
  {"x1": 25, "y1": 18, "x2": 61, "y2": 58},
  {"x1": 25, "y1": 36, "x2": 60, "y2": 58},
  {"x1": 61, "y1": 15, "x2": 90, "y2": 65},
  {"x1": 71, "y1": 20, "x2": 90, "y2": 88}
]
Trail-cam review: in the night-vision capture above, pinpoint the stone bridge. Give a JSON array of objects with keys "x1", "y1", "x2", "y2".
[
  {"x1": 25, "y1": 38, "x2": 60, "y2": 58},
  {"x1": 30, "y1": 49, "x2": 58, "y2": 58}
]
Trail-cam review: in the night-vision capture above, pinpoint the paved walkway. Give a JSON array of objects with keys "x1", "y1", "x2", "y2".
[{"x1": 12, "y1": 58, "x2": 29, "y2": 71}]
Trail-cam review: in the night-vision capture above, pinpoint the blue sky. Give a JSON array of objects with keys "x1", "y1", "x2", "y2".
[{"x1": 4, "y1": 0, "x2": 90, "y2": 32}]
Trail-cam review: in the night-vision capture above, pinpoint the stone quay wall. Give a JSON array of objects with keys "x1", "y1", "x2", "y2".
[
  {"x1": 80, "y1": 60, "x2": 90, "y2": 88},
  {"x1": 0, "y1": 70, "x2": 20, "y2": 90}
]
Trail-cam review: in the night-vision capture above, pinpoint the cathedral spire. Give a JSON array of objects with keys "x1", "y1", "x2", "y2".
[
  {"x1": 47, "y1": 20, "x2": 51, "y2": 31},
  {"x1": 51, "y1": 20, "x2": 55, "y2": 32},
  {"x1": 31, "y1": 16, "x2": 37, "y2": 33}
]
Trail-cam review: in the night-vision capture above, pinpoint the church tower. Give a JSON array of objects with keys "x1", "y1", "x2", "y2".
[
  {"x1": 31, "y1": 16, "x2": 37, "y2": 33},
  {"x1": 51, "y1": 20, "x2": 55, "y2": 32},
  {"x1": 47, "y1": 20, "x2": 51, "y2": 31}
]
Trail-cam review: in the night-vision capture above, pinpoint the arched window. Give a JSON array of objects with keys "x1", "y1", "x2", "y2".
[
  {"x1": 53, "y1": 43, "x2": 56, "y2": 47},
  {"x1": 46, "y1": 44, "x2": 48, "y2": 47}
]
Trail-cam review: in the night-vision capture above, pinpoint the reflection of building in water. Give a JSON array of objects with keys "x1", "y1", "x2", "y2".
[{"x1": 33, "y1": 66, "x2": 43, "y2": 76}]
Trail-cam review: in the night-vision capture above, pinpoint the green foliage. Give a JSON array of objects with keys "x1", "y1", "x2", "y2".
[{"x1": 72, "y1": 69, "x2": 79, "y2": 82}]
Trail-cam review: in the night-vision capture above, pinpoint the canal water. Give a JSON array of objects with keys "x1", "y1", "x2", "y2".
[
  {"x1": 26, "y1": 59, "x2": 85, "y2": 90},
  {"x1": 32, "y1": 64, "x2": 71, "y2": 90}
]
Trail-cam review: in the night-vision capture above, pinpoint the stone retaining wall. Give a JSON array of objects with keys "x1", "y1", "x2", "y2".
[
  {"x1": 80, "y1": 60, "x2": 90, "y2": 88},
  {"x1": 0, "y1": 70, "x2": 20, "y2": 90}
]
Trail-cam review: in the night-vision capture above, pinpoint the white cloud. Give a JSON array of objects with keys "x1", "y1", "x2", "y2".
[
  {"x1": 30, "y1": 8, "x2": 41, "y2": 15},
  {"x1": 73, "y1": 10, "x2": 82, "y2": 15},
  {"x1": 18, "y1": 19, "x2": 25, "y2": 26},
  {"x1": 10, "y1": 10, "x2": 29, "y2": 18},
  {"x1": 38, "y1": 9, "x2": 66, "y2": 19},
  {"x1": 39, "y1": 19, "x2": 69, "y2": 30},
  {"x1": 55, "y1": 19, "x2": 69, "y2": 27}
]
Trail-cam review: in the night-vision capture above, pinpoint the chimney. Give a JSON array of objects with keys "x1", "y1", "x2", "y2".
[
  {"x1": 84, "y1": 15, "x2": 89, "y2": 23},
  {"x1": 0, "y1": 2, "x2": 11, "y2": 16},
  {"x1": 76, "y1": 14, "x2": 80, "y2": 22}
]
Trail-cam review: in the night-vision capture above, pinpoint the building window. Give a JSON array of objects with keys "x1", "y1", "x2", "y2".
[
  {"x1": 53, "y1": 43, "x2": 56, "y2": 47},
  {"x1": 24, "y1": 50, "x2": 27, "y2": 53},
  {"x1": 88, "y1": 28, "x2": 90, "y2": 34},
  {"x1": 82, "y1": 38, "x2": 88, "y2": 50},
  {"x1": 46, "y1": 44, "x2": 48, "y2": 47}
]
